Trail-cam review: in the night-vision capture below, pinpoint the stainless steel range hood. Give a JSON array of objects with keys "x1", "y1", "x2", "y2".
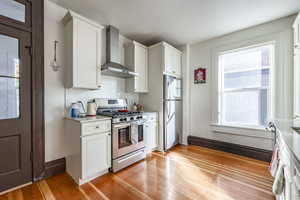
[{"x1": 101, "y1": 25, "x2": 138, "y2": 78}]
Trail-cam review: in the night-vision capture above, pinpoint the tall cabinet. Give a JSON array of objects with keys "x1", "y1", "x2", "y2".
[
  {"x1": 63, "y1": 11, "x2": 104, "y2": 89},
  {"x1": 294, "y1": 13, "x2": 300, "y2": 119},
  {"x1": 139, "y1": 42, "x2": 182, "y2": 151}
]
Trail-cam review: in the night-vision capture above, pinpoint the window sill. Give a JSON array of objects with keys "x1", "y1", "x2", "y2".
[{"x1": 211, "y1": 123, "x2": 273, "y2": 139}]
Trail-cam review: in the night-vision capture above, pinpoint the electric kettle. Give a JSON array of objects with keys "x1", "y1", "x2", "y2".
[{"x1": 86, "y1": 101, "x2": 97, "y2": 116}]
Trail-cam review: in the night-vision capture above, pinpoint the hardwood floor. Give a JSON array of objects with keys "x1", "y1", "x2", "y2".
[{"x1": 0, "y1": 145, "x2": 275, "y2": 200}]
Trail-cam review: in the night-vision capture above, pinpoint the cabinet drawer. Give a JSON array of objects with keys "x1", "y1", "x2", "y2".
[
  {"x1": 143, "y1": 112, "x2": 158, "y2": 122},
  {"x1": 82, "y1": 120, "x2": 111, "y2": 136}
]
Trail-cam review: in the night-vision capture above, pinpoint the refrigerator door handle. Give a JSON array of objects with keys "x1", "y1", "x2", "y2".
[{"x1": 167, "y1": 101, "x2": 171, "y2": 120}]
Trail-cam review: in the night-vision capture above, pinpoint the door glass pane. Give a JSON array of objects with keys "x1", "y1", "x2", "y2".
[
  {"x1": 0, "y1": 78, "x2": 19, "y2": 120},
  {"x1": 118, "y1": 127, "x2": 131, "y2": 148},
  {"x1": 0, "y1": 0, "x2": 25, "y2": 23},
  {"x1": 0, "y1": 35, "x2": 19, "y2": 77},
  {"x1": 138, "y1": 125, "x2": 143, "y2": 142},
  {"x1": 0, "y1": 34, "x2": 20, "y2": 120}
]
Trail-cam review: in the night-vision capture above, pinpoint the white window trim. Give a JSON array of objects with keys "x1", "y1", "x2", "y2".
[
  {"x1": 210, "y1": 123, "x2": 272, "y2": 139},
  {"x1": 211, "y1": 38, "x2": 278, "y2": 133}
]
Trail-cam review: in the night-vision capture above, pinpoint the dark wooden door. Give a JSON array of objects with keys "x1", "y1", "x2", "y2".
[{"x1": 0, "y1": 22, "x2": 32, "y2": 192}]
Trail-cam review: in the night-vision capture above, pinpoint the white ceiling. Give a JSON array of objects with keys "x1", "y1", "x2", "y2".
[{"x1": 50, "y1": 0, "x2": 300, "y2": 46}]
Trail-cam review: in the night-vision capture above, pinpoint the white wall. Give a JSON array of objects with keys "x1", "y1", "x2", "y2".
[
  {"x1": 44, "y1": 0, "x2": 138, "y2": 162},
  {"x1": 185, "y1": 15, "x2": 296, "y2": 150}
]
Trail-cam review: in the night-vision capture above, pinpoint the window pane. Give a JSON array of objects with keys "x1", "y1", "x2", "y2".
[
  {"x1": 221, "y1": 45, "x2": 272, "y2": 72},
  {"x1": 260, "y1": 89, "x2": 268, "y2": 126},
  {"x1": 223, "y1": 90, "x2": 259, "y2": 125},
  {"x1": 224, "y1": 68, "x2": 270, "y2": 89},
  {"x1": 0, "y1": 77, "x2": 19, "y2": 120},
  {"x1": 221, "y1": 45, "x2": 272, "y2": 90},
  {"x1": 0, "y1": 34, "x2": 19, "y2": 78},
  {"x1": 0, "y1": 0, "x2": 25, "y2": 23},
  {"x1": 223, "y1": 89, "x2": 268, "y2": 126}
]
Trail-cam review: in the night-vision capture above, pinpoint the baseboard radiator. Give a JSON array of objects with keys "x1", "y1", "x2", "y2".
[{"x1": 187, "y1": 136, "x2": 272, "y2": 162}]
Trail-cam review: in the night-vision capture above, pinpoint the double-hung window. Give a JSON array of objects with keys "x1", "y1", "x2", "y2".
[{"x1": 218, "y1": 43, "x2": 274, "y2": 128}]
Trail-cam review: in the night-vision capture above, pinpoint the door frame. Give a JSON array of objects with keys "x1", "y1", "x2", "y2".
[
  {"x1": 0, "y1": 0, "x2": 45, "y2": 182},
  {"x1": 31, "y1": 0, "x2": 45, "y2": 181}
]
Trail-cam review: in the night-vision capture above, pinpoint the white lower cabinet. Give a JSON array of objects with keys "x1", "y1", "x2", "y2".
[
  {"x1": 145, "y1": 122, "x2": 158, "y2": 153},
  {"x1": 144, "y1": 113, "x2": 158, "y2": 153},
  {"x1": 294, "y1": 49, "x2": 300, "y2": 119},
  {"x1": 277, "y1": 137, "x2": 300, "y2": 200},
  {"x1": 293, "y1": 167, "x2": 300, "y2": 200},
  {"x1": 82, "y1": 132, "x2": 111, "y2": 181},
  {"x1": 65, "y1": 118, "x2": 111, "y2": 185}
]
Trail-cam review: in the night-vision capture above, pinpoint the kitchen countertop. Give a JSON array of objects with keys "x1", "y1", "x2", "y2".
[
  {"x1": 66, "y1": 115, "x2": 112, "y2": 123},
  {"x1": 273, "y1": 119, "x2": 300, "y2": 170}
]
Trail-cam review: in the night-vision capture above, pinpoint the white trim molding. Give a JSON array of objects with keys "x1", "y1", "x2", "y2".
[
  {"x1": 181, "y1": 44, "x2": 191, "y2": 145},
  {"x1": 211, "y1": 123, "x2": 273, "y2": 139}
]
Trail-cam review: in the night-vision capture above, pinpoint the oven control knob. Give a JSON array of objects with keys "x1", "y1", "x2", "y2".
[{"x1": 130, "y1": 117, "x2": 134, "y2": 120}]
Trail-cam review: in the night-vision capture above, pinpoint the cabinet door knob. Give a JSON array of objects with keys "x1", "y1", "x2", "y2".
[{"x1": 96, "y1": 126, "x2": 99, "y2": 129}]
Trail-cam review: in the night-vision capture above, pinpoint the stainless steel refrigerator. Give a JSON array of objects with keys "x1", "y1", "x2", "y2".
[{"x1": 163, "y1": 75, "x2": 182, "y2": 151}]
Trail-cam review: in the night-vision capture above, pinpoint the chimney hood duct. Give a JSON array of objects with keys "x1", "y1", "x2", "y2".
[{"x1": 101, "y1": 25, "x2": 138, "y2": 78}]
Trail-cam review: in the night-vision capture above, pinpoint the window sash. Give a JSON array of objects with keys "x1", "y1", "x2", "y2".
[{"x1": 220, "y1": 88, "x2": 269, "y2": 126}]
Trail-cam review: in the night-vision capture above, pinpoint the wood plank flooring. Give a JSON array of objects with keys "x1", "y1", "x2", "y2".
[{"x1": 0, "y1": 145, "x2": 275, "y2": 200}]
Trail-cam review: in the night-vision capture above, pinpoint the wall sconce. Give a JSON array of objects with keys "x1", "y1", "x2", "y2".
[{"x1": 51, "y1": 40, "x2": 61, "y2": 72}]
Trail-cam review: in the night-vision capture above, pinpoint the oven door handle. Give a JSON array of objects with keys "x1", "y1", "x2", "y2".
[
  {"x1": 113, "y1": 123, "x2": 131, "y2": 129},
  {"x1": 117, "y1": 150, "x2": 145, "y2": 163}
]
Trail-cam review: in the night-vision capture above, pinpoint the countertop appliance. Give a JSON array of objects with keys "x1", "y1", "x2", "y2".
[
  {"x1": 86, "y1": 101, "x2": 97, "y2": 116},
  {"x1": 163, "y1": 75, "x2": 182, "y2": 151},
  {"x1": 95, "y1": 98, "x2": 146, "y2": 172}
]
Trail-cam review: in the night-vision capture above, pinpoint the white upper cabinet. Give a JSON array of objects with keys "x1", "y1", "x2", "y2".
[
  {"x1": 294, "y1": 13, "x2": 300, "y2": 119},
  {"x1": 162, "y1": 42, "x2": 182, "y2": 77},
  {"x1": 173, "y1": 49, "x2": 182, "y2": 76},
  {"x1": 125, "y1": 41, "x2": 148, "y2": 93},
  {"x1": 294, "y1": 13, "x2": 300, "y2": 49},
  {"x1": 63, "y1": 11, "x2": 103, "y2": 89},
  {"x1": 294, "y1": 48, "x2": 300, "y2": 119}
]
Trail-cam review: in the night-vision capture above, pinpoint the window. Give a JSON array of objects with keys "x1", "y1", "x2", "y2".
[
  {"x1": 218, "y1": 43, "x2": 274, "y2": 127},
  {"x1": 0, "y1": 0, "x2": 26, "y2": 23}
]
